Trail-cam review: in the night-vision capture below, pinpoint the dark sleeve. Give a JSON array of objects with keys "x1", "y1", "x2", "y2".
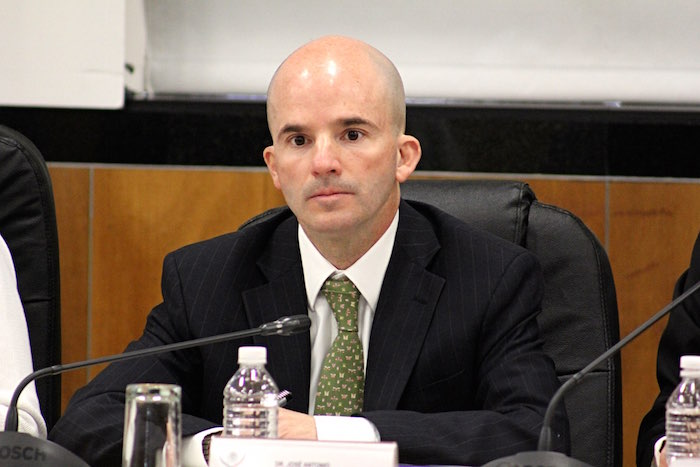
[
  {"x1": 362, "y1": 251, "x2": 569, "y2": 466},
  {"x1": 48, "y1": 253, "x2": 218, "y2": 466},
  {"x1": 637, "y1": 231, "x2": 700, "y2": 467}
]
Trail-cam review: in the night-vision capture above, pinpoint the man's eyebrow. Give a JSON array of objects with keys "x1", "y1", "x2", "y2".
[
  {"x1": 277, "y1": 124, "x2": 305, "y2": 139},
  {"x1": 339, "y1": 117, "x2": 379, "y2": 130}
]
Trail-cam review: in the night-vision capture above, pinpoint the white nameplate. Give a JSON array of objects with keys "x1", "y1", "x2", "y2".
[{"x1": 209, "y1": 436, "x2": 398, "y2": 467}]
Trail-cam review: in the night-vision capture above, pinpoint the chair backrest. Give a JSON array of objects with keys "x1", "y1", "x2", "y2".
[
  {"x1": 0, "y1": 125, "x2": 62, "y2": 431},
  {"x1": 401, "y1": 179, "x2": 621, "y2": 467}
]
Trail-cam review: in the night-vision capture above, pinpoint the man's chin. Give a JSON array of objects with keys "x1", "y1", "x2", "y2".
[{"x1": 300, "y1": 214, "x2": 356, "y2": 237}]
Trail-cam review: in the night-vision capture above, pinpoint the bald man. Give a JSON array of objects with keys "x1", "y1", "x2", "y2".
[{"x1": 50, "y1": 36, "x2": 568, "y2": 466}]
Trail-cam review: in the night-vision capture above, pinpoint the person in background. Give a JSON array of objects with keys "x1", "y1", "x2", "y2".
[
  {"x1": 637, "y1": 230, "x2": 700, "y2": 467},
  {"x1": 0, "y1": 233, "x2": 47, "y2": 438},
  {"x1": 50, "y1": 35, "x2": 568, "y2": 466}
]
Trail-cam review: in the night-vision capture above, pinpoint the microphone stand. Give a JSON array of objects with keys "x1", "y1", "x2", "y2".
[
  {"x1": 484, "y1": 280, "x2": 700, "y2": 467},
  {"x1": 1, "y1": 314, "x2": 310, "y2": 466}
]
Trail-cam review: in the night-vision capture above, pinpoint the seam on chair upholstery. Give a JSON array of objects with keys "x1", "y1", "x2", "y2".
[
  {"x1": 513, "y1": 182, "x2": 532, "y2": 246},
  {"x1": 512, "y1": 183, "x2": 524, "y2": 244},
  {"x1": 16, "y1": 133, "x2": 61, "y2": 369}
]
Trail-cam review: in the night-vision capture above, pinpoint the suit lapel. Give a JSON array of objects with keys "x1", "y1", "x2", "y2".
[
  {"x1": 364, "y1": 201, "x2": 445, "y2": 410},
  {"x1": 237, "y1": 203, "x2": 445, "y2": 413},
  {"x1": 241, "y1": 217, "x2": 312, "y2": 413}
]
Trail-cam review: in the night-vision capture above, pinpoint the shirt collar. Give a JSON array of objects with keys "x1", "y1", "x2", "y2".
[{"x1": 299, "y1": 210, "x2": 399, "y2": 312}]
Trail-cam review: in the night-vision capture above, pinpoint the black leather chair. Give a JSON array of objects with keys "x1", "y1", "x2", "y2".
[
  {"x1": 241, "y1": 178, "x2": 621, "y2": 467},
  {"x1": 0, "y1": 125, "x2": 62, "y2": 432},
  {"x1": 401, "y1": 179, "x2": 621, "y2": 467}
]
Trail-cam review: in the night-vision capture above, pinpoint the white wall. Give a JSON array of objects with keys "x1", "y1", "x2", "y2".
[
  {"x1": 140, "y1": 0, "x2": 700, "y2": 106},
  {"x1": 0, "y1": 0, "x2": 125, "y2": 109},
  {"x1": 3, "y1": 1, "x2": 699, "y2": 109}
]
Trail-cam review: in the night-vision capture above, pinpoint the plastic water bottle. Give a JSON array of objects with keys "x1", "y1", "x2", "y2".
[
  {"x1": 222, "y1": 346, "x2": 279, "y2": 438},
  {"x1": 666, "y1": 355, "x2": 700, "y2": 466}
]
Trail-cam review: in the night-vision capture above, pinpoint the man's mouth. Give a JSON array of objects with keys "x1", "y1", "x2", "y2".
[{"x1": 309, "y1": 188, "x2": 350, "y2": 199}]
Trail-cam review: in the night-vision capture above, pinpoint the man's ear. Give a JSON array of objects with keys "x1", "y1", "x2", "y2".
[
  {"x1": 395, "y1": 135, "x2": 422, "y2": 183},
  {"x1": 263, "y1": 145, "x2": 281, "y2": 190}
]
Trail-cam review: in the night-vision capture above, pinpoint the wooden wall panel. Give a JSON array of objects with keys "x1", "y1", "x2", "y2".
[
  {"x1": 48, "y1": 166, "x2": 90, "y2": 410},
  {"x1": 609, "y1": 182, "x2": 700, "y2": 466},
  {"x1": 49, "y1": 164, "x2": 700, "y2": 467},
  {"x1": 89, "y1": 168, "x2": 285, "y2": 366}
]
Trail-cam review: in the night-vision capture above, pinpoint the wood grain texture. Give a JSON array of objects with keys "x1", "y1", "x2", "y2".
[
  {"x1": 89, "y1": 168, "x2": 285, "y2": 363},
  {"x1": 48, "y1": 166, "x2": 90, "y2": 411},
  {"x1": 609, "y1": 181, "x2": 700, "y2": 466}
]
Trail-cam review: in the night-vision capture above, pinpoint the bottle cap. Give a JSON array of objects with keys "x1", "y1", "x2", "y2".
[
  {"x1": 680, "y1": 355, "x2": 700, "y2": 373},
  {"x1": 238, "y1": 346, "x2": 267, "y2": 365}
]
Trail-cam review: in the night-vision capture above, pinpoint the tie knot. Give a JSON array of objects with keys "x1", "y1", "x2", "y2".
[
  {"x1": 323, "y1": 276, "x2": 358, "y2": 295},
  {"x1": 322, "y1": 276, "x2": 360, "y2": 331}
]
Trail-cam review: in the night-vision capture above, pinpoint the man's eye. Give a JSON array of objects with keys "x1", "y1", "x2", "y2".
[
  {"x1": 292, "y1": 135, "x2": 306, "y2": 146},
  {"x1": 347, "y1": 130, "x2": 361, "y2": 141}
]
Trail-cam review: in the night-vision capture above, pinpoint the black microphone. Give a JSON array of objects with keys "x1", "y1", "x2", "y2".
[
  {"x1": 1, "y1": 314, "x2": 311, "y2": 466},
  {"x1": 259, "y1": 314, "x2": 313, "y2": 336},
  {"x1": 483, "y1": 280, "x2": 700, "y2": 467}
]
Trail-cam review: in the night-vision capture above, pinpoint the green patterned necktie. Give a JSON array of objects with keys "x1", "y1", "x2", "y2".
[{"x1": 314, "y1": 276, "x2": 364, "y2": 416}]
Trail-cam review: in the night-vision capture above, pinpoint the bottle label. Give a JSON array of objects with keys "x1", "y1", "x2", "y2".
[{"x1": 669, "y1": 459, "x2": 700, "y2": 467}]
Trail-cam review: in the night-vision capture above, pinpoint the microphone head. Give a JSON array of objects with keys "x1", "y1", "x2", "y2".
[{"x1": 259, "y1": 315, "x2": 311, "y2": 336}]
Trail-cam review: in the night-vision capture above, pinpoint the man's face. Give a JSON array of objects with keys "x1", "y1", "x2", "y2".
[{"x1": 264, "y1": 58, "x2": 405, "y2": 243}]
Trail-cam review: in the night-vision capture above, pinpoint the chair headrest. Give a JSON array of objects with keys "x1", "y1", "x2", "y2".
[{"x1": 401, "y1": 179, "x2": 535, "y2": 246}]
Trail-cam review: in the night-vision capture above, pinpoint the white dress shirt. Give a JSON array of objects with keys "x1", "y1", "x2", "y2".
[
  {"x1": 0, "y1": 234, "x2": 47, "y2": 438},
  {"x1": 300, "y1": 211, "x2": 398, "y2": 439},
  {"x1": 300, "y1": 211, "x2": 398, "y2": 412},
  {"x1": 182, "y1": 211, "x2": 399, "y2": 465}
]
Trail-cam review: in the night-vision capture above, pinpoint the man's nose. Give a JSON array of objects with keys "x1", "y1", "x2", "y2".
[{"x1": 311, "y1": 137, "x2": 341, "y2": 175}]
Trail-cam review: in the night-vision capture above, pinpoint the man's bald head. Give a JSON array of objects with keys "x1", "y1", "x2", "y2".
[{"x1": 266, "y1": 35, "x2": 407, "y2": 135}]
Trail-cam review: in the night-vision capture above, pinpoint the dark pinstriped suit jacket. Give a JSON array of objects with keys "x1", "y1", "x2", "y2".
[{"x1": 49, "y1": 200, "x2": 568, "y2": 466}]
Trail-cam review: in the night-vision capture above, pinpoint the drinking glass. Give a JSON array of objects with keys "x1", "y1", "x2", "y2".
[{"x1": 123, "y1": 383, "x2": 181, "y2": 467}]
